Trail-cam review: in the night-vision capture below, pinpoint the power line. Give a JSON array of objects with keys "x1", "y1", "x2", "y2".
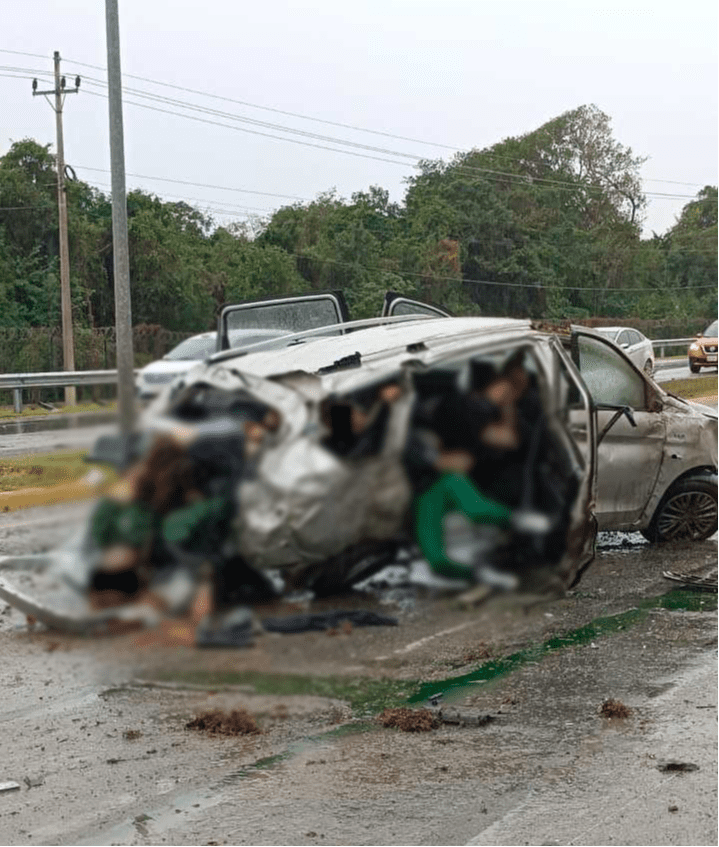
[
  {"x1": 1, "y1": 51, "x2": 714, "y2": 194},
  {"x1": 49, "y1": 54, "x2": 716, "y2": 190},
  {"x1": 284, "y1": 251, "x2": 719, "y2": 292},
  {"x1": 79, "y1": 87, "x2": 417, "y2": 168},
  {"x1": 54, "y1": 54, "x2": 463, "y2": 154},
  {"x1": 2, "y1": 67, "x2": 714, "y2": 202},
  {"x1": 75, "y1": 78, "x2": 712, "y2": 202},
  {"x1": 74, "y1": 165, "x2": 310, "y2": 201}
]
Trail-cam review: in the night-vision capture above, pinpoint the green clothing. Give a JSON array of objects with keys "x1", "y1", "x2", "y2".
[
  {"x1": 161, "y1": 495, "x2": 232, "y2": 551},
  {"x1": 414, "y1": 472, "x2": 512, "y2": 581},
  {"x1": 90, "y1": 494, "x2": 232, "y2": 557},
  {"x1": 90, "y1": 499, "x2": 156, "y2": 549}
]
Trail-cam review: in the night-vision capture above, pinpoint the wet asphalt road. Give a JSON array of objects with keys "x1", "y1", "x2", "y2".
[
  {"x1": 0, "y1": 368, "x2": 716, "y2": 844},
  {"x1": 0, "y1": 501, "x2": 716, "y2": 846},
  {"x1": 0, "y1": 412, "x2": 117, "y2": 458}
]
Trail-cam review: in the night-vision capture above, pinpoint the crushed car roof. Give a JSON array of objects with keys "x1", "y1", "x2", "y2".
[{"x1": 203, "y1": 316, "x2": 535, "y2": 382}]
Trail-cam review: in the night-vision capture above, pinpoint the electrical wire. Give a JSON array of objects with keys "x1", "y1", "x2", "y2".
[
  {"x1": 1, "y1": 66, "x2": 713, "y2": 205},
  {"x1": 48, "y1": 53, "x2": 715, "y2": 189},
  {"x1": 1, "y1": 51, "x2": 713, "y2": 195}
]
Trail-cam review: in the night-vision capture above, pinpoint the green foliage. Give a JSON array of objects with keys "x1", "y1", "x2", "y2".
[{"x1": 0, "y1": 115, "x2": 715, "y2": 342}]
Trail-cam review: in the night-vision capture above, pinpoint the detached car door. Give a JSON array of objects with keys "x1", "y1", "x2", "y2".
[
  {"x1": 217, "y1": 291, "x2": 350, "y2": 352},
  {"x1": 571, "y1": 329, "x2": 666, "y2": 530}
]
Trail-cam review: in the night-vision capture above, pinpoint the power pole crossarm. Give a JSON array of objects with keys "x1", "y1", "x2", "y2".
[{"x1": 32, "y1": 52, "x2": 80, "y2": 407}]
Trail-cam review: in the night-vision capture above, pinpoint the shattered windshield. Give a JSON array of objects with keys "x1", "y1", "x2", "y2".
[{"x1": 224, "y1": 299, "x2": 344, "y2": 335}]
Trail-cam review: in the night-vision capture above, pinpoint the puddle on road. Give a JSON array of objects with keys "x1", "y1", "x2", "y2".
[{"x1": 408, "y1": 588, "x2": 717, "y2": 704}]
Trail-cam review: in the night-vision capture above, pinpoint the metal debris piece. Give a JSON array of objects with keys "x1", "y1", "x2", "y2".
[
  {"x1": 438, "y1": 709, "x2": 495, "y2": 727},
  {"x1": 662, "y1": 570, "x2": 718, "y2": 593},
  {"x1": 261, "y1": 609, "x2": 398, "y2": 633},
  {"x1": 0, "y1": 781, "x2": 21, "y2": 793},
  {"x1": 657, "y1": 761, "x2": 700, "y2": 773}
]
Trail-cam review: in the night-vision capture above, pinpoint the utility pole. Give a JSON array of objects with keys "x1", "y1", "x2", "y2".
[
  {"x1": 105, "y1": 0, "x2": 136, "y2": 435},
  {"x1": 33, "y1": 54, "x2": 80, "y2": 407}
]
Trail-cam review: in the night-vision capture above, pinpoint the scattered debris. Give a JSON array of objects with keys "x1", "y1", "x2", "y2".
[
  {"x1": 663, "y1": 570, "x2": 718, "y2": 593},
  {"x1": 668, "y1": 805, "x2": 679, "y2": 813},
  {"x1": 657, "y1": 761, "x2": 700, "y2": 773},
  {"x1": 599, "y1": 698, "x2": 632, "y2": 718},
  {"x1": 23, "y1": 775, "x2": 44, "y2": 789},
  {"x1": 186, "y1": 708, "x2": 261, "y2": 736},
  {"x1": 195, "y1": 607, "x2": 255, "y2": 649},
  {"x1": 262, "y1": 609, "x2": 398, "y2": 634},
  {"x1": 123, "y1": 729, "x2": 143, "y2": 740},
  {"x1": 0, "y1": 781, "x2": 21, "y2": 793},
  {"x1": 439, "y1": 709, "x2": 495, "y2": 727},
  {"x1": 377, "y1": 707, "x2": 440, "y2": 732}
]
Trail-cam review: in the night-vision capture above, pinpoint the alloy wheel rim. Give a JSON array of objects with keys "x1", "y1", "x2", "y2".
[{"x1": 657, "y1": 491, "x2": 717, "y2": 540}]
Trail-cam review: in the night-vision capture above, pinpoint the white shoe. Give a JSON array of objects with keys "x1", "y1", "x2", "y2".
[
  {"x1": 473, "y1": 563, "x2": 519, "y2": 591},
  {"x1": 511, "y1": 510, "x2": 552, "y2": 534},
  {"x1": 408, "y1": 559, "x2": 472, "y2": 591}
]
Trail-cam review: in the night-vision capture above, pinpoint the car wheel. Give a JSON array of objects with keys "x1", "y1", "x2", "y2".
[
  {"x1": 643, "y1": 359, "x2": 654, "y2": 377},
  {"x1": 641, "y1": 474, "x2": 718, "y2": 543},
  {"x1": 689, "y1": 361, "x2": 701, "y2": 374}
]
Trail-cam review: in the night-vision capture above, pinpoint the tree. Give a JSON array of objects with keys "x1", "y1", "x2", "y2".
[{"x1": 402, "y1": 105, "x2": 648, "y2": 316}]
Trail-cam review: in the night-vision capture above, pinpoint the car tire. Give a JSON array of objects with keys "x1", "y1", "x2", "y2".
[
  {"x1": 689, "y1": 361, "x2": 701, "y2": 374},
  {"x1": 641, "y1": 473, "x2": 718, "y2": 543},
  {"x1": 643, "y1": 359, "x2": 654, "y2": 377}
]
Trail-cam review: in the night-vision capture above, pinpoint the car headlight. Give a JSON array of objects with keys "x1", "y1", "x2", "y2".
[{"x1": 689, "y1": 342, "x2": 700, "y2": 353}]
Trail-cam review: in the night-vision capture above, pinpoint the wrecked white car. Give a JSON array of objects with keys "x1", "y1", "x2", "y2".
[
  {"x1": 140, "y1": 306, "x2": 597, "y2": 601},
  {"x1": 0, "y1": 293, "x2": 715, "y2": 635}
]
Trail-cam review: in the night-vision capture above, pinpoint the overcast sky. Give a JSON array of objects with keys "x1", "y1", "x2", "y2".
[{"x1": 1, "y1": 0, "x2": 716, "y2": 237}]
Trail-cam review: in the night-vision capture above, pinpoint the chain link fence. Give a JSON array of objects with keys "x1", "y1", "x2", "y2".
[{"x1": 0, "y1": 325, "x2": 195, "y2": 407}]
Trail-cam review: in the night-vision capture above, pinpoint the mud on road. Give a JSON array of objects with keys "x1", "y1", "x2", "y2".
[{"x1": 0, "y1": 504, "x2": 716, "y2": 846}]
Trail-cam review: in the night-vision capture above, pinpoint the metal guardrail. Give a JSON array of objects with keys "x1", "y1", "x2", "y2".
[
  {"x1": 651, "y1": 338, "x2": 694, "y2": 358},
  {"x1": 0, "y1": 336, "x2": 702, "y2": 414},
  {"x1": 0, "y1": 369, "x2": 133, "y2": 414}
]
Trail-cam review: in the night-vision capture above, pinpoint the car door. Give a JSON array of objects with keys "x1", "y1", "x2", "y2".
[
  {"x1": 381, "y1": 291, "x2": 452, "y2": 318},
  {"x1": 571, "y1": 330, "x2": 666, "y2": 530},
  {"x1": 217, "y1": 291, "x2": 350, "y2": 352},
  {"x1": 548, "y1": 337, "x2": 598, "y2": 579}
]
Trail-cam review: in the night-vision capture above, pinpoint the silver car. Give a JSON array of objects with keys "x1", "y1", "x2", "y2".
[
  {"x1": 592, "y1": 326, "x2": 655, "y2": 376},
  {"x1": 144, "y1": 291, "x2": 715, "y2": 573}
]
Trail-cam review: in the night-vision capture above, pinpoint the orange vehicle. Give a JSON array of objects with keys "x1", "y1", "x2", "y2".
[{"x1": 688, "y1": 319, "x2": 718, "y2": 373}]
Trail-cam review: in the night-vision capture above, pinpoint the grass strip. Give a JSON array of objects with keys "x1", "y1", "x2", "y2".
[
  {"x1": 0, "y1": 449, "x2": 97, "y2": 492},
  {"x1": 0, "y1": 401, "x2": 117, "y2": 420},
  {"x1": 0, "y1": 449, "x2": 116, "y2": 511},
  {"x1": 662, "y1": 374, "x2": 717, "y2": 400}
]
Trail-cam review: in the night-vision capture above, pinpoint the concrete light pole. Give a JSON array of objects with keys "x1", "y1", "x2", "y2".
[{"x1": 105, "y1": 0, "x2": 136, "y2": 435}]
